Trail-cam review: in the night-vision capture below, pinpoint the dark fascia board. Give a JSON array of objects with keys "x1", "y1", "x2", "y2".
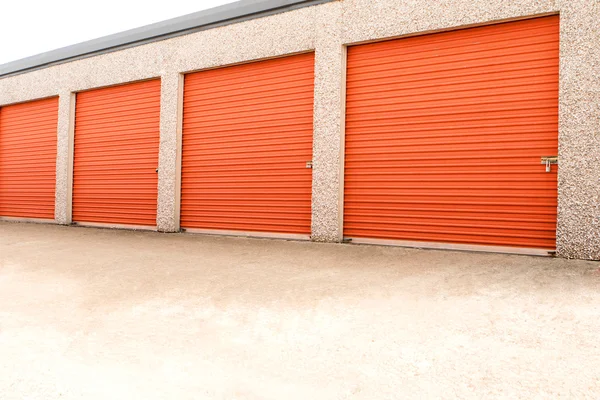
[{"x1": 0, "y1": 0, "x2": 334, "y2": 78}]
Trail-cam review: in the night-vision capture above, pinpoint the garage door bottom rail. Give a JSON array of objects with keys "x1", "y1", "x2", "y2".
[
  {"x1": 181, "y1": 227, "x2": 310, "y2": 241},
  {"x1": 71, "y1": 221, "x2": 157, "y2": 232},
  {"x1": 345, "y1": 237, "x2": 555, "y2": 257},
  {"x1": 0, "y1": 216, "x2": 56, "y2": 225}
]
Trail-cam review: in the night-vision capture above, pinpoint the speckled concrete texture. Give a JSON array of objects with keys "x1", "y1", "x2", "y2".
[
  {"x1": 311, "y1": 2, "x2": 344, "y2": 241},
  {"x1": 54, "y1": 92, "x2": 73, "y2": 225},
  {"x1": 1, "y1": 222, "x2": 600, "y2": 399},
  {"x1": 156, "y1": 74, "x2": 180, "y2": 232},
  {"x1": 339, "y1": 0, "x2": 558, "y2": 43},
  {"x1": 555, "y1": 0, "x2": 600, "y2": 260},
  {"x1": 1, "y1": 0, "x2": 599, "y2": 258}
]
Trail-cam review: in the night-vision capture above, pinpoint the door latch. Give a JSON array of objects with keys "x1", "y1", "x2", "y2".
[
  {"x1": 540, "y1": 156, "x2": 558, "y2": 172},
  {"x1": 306, "y1": 161, "x2": 313, "y2": 169}
]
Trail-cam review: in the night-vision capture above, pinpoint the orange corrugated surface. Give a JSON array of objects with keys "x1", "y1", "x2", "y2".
[
  {"x1": 344, "y1": 16, "x2": 559, "y2": 249},
  {"x1": 73, "y1": 80, "x2": 160, "y2": 226},
  {"x1": 0, "y1": 97, "x2": 58, "y2": 219},
  {"x1": 181, "y1": 53, "x2": 314, "y2": 234}
]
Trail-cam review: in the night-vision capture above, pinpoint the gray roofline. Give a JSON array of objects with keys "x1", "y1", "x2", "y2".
[{"x1": 0, "y1": 0, "x2": 334, "y2": 79}]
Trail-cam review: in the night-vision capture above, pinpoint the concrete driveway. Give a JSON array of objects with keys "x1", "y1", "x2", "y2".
[{"x1": 1, "y1": 222, "x2": 599, "y2": 399}]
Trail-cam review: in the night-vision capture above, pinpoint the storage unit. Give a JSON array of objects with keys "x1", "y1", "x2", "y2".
[
  {"x1": 2, "y1": 0, "x2": 600, "y2": 260},
  {"x1": 180, "y1": 53, "x2": 315, "y2": 236},
  {"x1": 0, "y1": 97, "x2": 58, "y2": 220},
  {"x1": 344, "y1": 16, "x2": 559, "y2": 250},
  {"x1": 72, "y1": 79, "x2": 161, "y2": 227}
]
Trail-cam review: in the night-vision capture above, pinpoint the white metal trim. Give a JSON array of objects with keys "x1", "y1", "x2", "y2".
[
  {"x1": 337, "y1": 44, "x2": 348, "y2": 242},
  {"x1": 183, "y1": 227, "x2": 310, "y2": 241},
  {"x1": 173, "y1": 73, "x2": 185, "y2": 232},
  {"x1": 66, "y1": 92, "x2": 76, "y2": 224},
  {"x1": 347, "y1": 237, "x2": 554, "y2": 257}
]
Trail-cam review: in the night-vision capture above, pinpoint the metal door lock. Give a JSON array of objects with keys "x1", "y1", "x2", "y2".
[
  {"x1": 540, "y1": 156, "x2": 558, "y2": 172},
  {"x1": 306, "y1": 161, "x2": 313, "y2": 169}
]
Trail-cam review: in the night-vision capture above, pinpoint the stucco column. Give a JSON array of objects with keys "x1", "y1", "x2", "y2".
[
  {"x1": 311, "y1": 2, "x2": 345, "y2": 242},
  {"x1": 556, "y1": 0, "x2": 600, "y2": 260},
  {"x1": 156, "y1": 72, "x2": 182, "y2": 232},
  {"x1": 54, "y1": 91, "x2": 75, "y2": 225}
]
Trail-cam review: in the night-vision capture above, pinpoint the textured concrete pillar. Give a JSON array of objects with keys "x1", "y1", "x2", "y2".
[
  {"x1": 556, "y1": 0, "x2": 600, "y2": 259},
  {"x1": 54, "y1": 91, "x2": 75, "y2": 225},
  {"x1": 156, "y1": 72, "x2": 182, "y2": 232},
  {"x1": 311, "y1": 2, "x2": 345, "y2": 242}
]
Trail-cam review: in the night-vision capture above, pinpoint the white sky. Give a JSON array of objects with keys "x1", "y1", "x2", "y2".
[{"x1": 0, "y1": 0, "x2": 237, "y2": 65}]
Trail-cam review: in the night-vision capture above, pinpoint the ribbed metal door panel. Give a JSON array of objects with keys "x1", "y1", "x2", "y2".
[
  {"x1": 0, "y1": 97, "x2": 58, "y2": 219},
  {"x1": 73, "y1": 80, "x2": 160, "y2": 226},
  {"x1": 181, "y1": 53, "x2": 314, "y2": 235},
  {"x1": 344, "y1": 16, "x2": 559, "y2": 249}
]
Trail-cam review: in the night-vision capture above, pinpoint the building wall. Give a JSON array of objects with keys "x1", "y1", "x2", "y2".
[{"x1": 1, "y1": 0, "x2": 598, "y2": 260}]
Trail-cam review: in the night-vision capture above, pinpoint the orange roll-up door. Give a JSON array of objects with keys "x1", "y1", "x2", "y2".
[
  {"x1": 181, "y1": 53, "x2": 314, "y2": 235},
  {"x1": 0, "y1": 97, "x2": 58, "y2": 219},
  {"x1": 344, "y1": 16, "x2": 559, "y2": 249},
  {"x1": 73, "y1": 79, "x2": 160, "y2": 226}
]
